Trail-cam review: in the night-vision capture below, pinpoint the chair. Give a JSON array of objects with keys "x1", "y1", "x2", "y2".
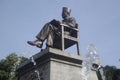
[{"x1": 53, "y1": 23, "x2": 80, "y2": 55}]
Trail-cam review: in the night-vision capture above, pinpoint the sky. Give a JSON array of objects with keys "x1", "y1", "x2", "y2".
[{"x1": 0, "y1": 0, "x2": 120, "y2": 68}]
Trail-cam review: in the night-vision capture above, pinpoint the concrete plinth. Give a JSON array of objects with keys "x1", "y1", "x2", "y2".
[{"x1": 16, "y1": 48, "x2": 99, "y2": 80}]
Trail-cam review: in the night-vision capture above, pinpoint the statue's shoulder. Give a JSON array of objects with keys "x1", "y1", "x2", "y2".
[{"x1": 68, "y1": 17, "x2": 76, "y2": 21}]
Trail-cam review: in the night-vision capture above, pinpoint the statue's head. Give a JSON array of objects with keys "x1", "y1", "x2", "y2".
[{"x1": 62, "y1": 7, "x2": 71, "y2": 19}]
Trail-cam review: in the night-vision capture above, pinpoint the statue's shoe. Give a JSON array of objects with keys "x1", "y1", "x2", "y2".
[{"x1": 27, "y1": 40, "x2": 43, "y2": 48}]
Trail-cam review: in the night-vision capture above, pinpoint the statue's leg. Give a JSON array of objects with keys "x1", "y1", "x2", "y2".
[
  {"x1": 36, "y1": 23, "x2": 53, "y2": 41},
  {"x1": 36, "y1": 23, "x2": 55, "y2": 47},
  {"x1": 46, "y1": 30, "x2": 54, "y2": 47}
]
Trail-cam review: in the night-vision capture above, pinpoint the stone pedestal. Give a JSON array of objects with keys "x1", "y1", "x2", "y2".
[{"x1": 16, "y1": 48, "x2": 99, "y2": 80}]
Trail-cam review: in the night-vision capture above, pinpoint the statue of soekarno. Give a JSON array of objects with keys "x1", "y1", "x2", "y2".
[{"x1": 27, "y1": 7, "x2": 77, "y2": 48}]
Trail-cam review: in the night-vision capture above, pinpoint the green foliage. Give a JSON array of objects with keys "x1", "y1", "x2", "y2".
[
  {"x1": 0, "y1": 70, "x2": 9, "y2": 80},
  {"x1": 0, "y1": 53, "x2": 28, "y2": 80},
  {"x1": 104, "y1": 65, "x2": 120, "y2": 80}
]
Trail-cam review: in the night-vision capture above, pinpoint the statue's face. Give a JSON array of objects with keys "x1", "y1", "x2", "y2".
[{"x1": 62, "y1": 9, "x2": 70, "y2": 19}]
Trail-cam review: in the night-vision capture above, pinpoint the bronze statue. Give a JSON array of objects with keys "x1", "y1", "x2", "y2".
[{"x1": 27, "y1": 7, "x2": 77, "y2": 48}]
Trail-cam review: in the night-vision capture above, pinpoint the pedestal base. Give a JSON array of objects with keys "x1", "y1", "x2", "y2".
[{"x1": 16, "y1": 48, "x2": 99, "y2": 80}]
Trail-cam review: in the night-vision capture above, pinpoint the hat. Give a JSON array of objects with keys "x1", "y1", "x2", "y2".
[{"x1": 62, "y1": 7, "x2": 71, "y2": 13}]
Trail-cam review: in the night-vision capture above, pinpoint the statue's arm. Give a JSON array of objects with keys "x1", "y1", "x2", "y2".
[
  {"x1": 62, "y1": 17, "x2": 76, "y2": 28},
  {"x1": 68, "y1": 17, "x2": 76, "y2": 28}
]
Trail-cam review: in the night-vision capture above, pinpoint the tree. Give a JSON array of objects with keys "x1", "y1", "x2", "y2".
[
  {"x1": 104, "y1": 65, "x2": 120, "y2": 80},
  {"x1": 112, "y1": 69, "x2": 120, "y2": 80},
  {"x1": 0, "y1": 53, "x2": 28, "y2": 80}
]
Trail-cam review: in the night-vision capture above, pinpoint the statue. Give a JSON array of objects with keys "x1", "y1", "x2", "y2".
[{"x1": 27, "y1": 7, "x2": 77, "y2": 48}]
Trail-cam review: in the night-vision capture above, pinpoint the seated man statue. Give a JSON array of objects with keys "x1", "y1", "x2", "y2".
[{"x1": 27, "y1": 7, "x2": 77, "y2": 48}]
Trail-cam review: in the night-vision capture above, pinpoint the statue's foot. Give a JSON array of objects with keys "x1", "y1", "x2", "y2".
[{"x1": 27, "y1": 40, "x2": 43, "y2": 48}]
